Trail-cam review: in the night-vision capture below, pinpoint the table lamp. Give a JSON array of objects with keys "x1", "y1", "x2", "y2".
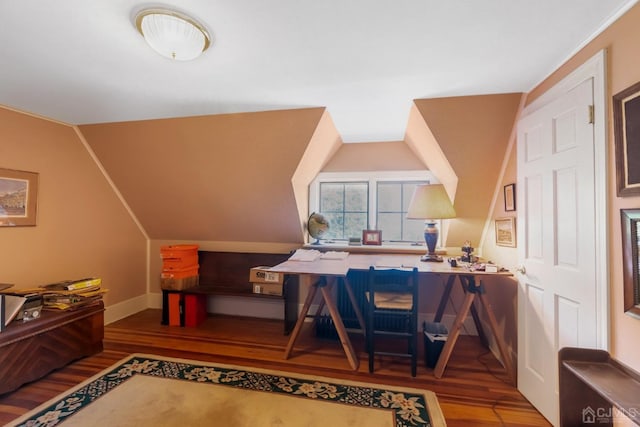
[{"x1": 407, "y1": 184, "x2": 456, "y2": 262}]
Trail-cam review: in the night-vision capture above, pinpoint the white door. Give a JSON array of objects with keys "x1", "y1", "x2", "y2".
[{"x1": 516, "y1": 78, "x2": 601, "y2": 426}]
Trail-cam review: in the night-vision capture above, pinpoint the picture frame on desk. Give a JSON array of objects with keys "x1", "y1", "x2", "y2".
[
  {"x1": 495, "y1": 217, "x2": 516, "y2": 247},
  {"x1": 613, "y1": 81, "x2": 640, "y2": 196},
  {"x1": 0, "y1": 168, "x2": 39, "y2": 227},
  {"x1": 362, "y1": 230, "x2": 382, "y2": 245}
]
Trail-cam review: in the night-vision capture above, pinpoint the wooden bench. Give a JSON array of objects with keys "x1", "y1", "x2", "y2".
[
  {"x1": 161, "y1": 251, "x2": 298, "y2": 334},
  {"x1": 559, "y1": 347, "x2": 640, "y2": 426},
  {"x1": 0, "y1": 301, "x2": 104, "y2": 395}
]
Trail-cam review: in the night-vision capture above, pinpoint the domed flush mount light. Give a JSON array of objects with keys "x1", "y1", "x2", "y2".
[{"x1": 135, "y1": 8, "x2": 211, "y2": 61}]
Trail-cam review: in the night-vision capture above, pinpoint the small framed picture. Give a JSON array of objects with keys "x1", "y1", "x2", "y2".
[
  {"x1": 362, "y1": 230, "x2": 382, "y2": 245},
  {"x1": 504, "y1": 183, "x2": 516, "y2": 212},
  {"x1": 0, "y1": 168, "x2": 39, "y2": 227},
  {"x1": 495, "y1": 217, "x2": 516, "y2": 247}
]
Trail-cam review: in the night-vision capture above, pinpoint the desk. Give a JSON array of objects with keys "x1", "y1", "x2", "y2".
[{"x1": 270, "y1": 253, "x2": 514, "y2": 381}]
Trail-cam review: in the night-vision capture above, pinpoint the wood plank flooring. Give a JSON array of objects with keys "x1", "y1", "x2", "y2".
[{"x1": 0, "y1": 309, "x2": 551, "y2": 426}]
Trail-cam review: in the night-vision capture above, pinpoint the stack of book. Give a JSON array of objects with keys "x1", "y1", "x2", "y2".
[{"x1": 39, "y1": 277, "x2": 107, "y2": 311}]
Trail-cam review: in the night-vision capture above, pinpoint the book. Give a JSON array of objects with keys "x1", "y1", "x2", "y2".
[
  {"x1": 42, "y1": 289, "x2": 108, "y2": 311},
  {"x1": 41, "y1": 277, "x2": 102, "y2": 292},
  {"x1": 320, "y1": 251, "x2": 350, "y2": 260},
  {"x1": 288, "y1": 249, "x2": 321, "y2": 262}
]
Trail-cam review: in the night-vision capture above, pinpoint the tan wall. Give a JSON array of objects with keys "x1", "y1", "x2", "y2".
[
  {"x1": 292, "y1": 110, "x2": 343, "y2": 234},
  {"x1": 409, "y1": 94, "x2": 522, "y2": 249},
  {"x1": 482, "y1": 93, "x2": 526, "y2": 269},
  {"x1": 477, "y1": 95, "x2": 526, "y2": 369},
  {"x1": 322, "y1": 141, "x2": 427, "y2": 172},
  {"x1": 79, "y1": 108, "x2": 328, "y2": 245},
  {"x1": 0, "y1": 107, "x2": 147, "y2": 308}
]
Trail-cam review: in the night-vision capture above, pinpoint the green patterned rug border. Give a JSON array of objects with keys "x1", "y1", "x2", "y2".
[{"x1": 13, "y1": 354, "x2": 438, "y2": 427}]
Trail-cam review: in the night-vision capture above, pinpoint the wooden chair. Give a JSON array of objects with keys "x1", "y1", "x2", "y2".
[{"x1": 366, "y1": 266, "x2": 419, "y2": 377}]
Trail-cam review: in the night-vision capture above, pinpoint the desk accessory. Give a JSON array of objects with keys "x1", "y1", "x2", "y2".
[
  {"x1": 307, "y1": 212, "x2": 329, "y2": 245},
  {"x1": 348, "y1": 237, "x2": 362, "y2": 246},
  {"x1": 461, "y1": 241, "x2": 475, "y2": 263}
]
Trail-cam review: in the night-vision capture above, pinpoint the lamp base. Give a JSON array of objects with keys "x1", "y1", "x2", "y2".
[{"x1": 420, "y1": 254, "x2": 444, "y2": 262}]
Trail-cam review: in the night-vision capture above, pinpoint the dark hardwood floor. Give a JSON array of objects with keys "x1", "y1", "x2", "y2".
[{"x1": 0, "y1": 309, "x2": 551, "y2": 426}]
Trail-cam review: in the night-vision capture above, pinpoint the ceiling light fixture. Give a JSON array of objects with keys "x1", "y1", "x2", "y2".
[{"x1": 135, "y1": 8, "x2": 211, "y2": 61}]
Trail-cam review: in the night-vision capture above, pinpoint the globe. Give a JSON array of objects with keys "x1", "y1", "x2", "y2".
[{"x1": 307, "y1": 212, "x2": 330, "y2": 244}]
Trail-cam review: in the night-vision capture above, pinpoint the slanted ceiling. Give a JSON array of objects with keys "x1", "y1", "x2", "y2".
[
  {"x1": 78, "y1": 94, "x2": 521, "y2": 248},
  {"x1": 80, "y1": 108, "x2": 328, "y2": 243},
  {"x1": 408, "y1": 93, "x2": 522, "y2": 247}
]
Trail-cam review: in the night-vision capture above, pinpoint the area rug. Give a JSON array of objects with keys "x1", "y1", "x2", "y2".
[{"x1": 7, "y1": 354, "x2": 446, "y2": 427}]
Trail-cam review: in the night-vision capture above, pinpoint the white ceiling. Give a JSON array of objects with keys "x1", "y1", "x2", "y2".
[{"x1": 0, "y1": 1, "x2": 636, "y2": 142}]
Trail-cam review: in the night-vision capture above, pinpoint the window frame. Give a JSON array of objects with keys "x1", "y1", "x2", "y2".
[{"x1": 309, "y1": 170, "x2": 437, "y2": 244}]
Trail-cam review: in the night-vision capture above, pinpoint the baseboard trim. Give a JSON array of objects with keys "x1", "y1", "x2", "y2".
[
  {"x1": 108, "y1": 293, "x2": 479, "y2": 336},
  {"x1": 104, "y1": 294, "x2": 149, "y2": 325}
]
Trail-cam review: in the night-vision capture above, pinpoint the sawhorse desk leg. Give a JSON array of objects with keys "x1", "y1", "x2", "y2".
[
  {"x1": 434, "y1": 276, "x2": 488, "y2": 347},
  {"x1": 283, "y1": 276, "x2": 359, "y2": 371},
  {"x1": 433, "y1": 275, "x2": 514, "y2": 385}
]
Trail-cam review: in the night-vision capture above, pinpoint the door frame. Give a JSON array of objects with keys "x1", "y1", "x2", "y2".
[{"x1": 520, "y1": 49, "x2": 610, "y2": 351}]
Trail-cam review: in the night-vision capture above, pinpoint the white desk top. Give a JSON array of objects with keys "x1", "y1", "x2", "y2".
[{"x1": 268, "y1": 252, "x2": 512, "y2": 277}]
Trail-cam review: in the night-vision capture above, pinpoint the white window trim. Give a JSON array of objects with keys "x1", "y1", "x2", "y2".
[{"x1": 309, "y1": 170, "x2": 437, "y2": 244}]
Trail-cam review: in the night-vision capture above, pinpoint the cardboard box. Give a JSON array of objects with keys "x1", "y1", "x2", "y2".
[
  {"x1": 162, "y1": 254, "x2": 199, "y2": 270},
  {"x1": 161, "y1": 275, "x2": 199, "y2": 291},
  {"x1": 160, "y1": 244, "x2": 199, "y2": 259},
  {"x1": 161, "y1": 266, "x2": 199, "y2": 279},
  {"x1": 252, "y1": 282, "x2": 283, "y2": 296},
  {"x1": 249, "y1": 266, "x2": 284, "y2": 285}
]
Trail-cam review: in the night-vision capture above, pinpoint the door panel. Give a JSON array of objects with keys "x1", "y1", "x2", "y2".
[
  {"x1": 555, "y1": 167, "x2": 578, "y2": 267},
  {"x1": 517, "y1": 78, "x2": 596, "y2": 425},
  {"x1": 525, "y1": 174, "x2": 544, "y2": 259}
]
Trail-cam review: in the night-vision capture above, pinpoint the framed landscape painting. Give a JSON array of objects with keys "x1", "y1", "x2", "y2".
[
  {"x1": 0, "y1": 168, "x2": 39, "y2": 227},
  {"x1": 495, "y1": 217, "x2": 516, "y2": 247}
]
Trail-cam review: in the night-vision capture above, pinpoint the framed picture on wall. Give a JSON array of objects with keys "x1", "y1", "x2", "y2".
[
  {"x1": 495, "y1": 217, "x2": 516, "y2": 247},
  {"x1": 504, "y1": 183, "x2": 516, "y2": 211},
  {"x1": 621, "y1": 209, "x2": 640, "y2": 318},
  {"x1": 0, "y1": 168, "x2": 39, "y2": 227},
  {"x1": 613, "y1": 81, "x2": 640, "y2": 196}
]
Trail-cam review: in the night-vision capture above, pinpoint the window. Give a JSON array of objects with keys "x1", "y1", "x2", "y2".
[
  {"x1": 318, "y1": 181, "x2": 368, "y2": 241},
  {"x1": 309, "y1": 171, "x2": 435, "y2": 243},
  {"x1": 377, "y1": 181, "x2": 426, "y2": 241}
]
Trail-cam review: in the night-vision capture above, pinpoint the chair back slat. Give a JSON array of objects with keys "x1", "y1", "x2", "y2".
[{"x1": 366, "y1": 266, "x2": 419, "y2": 377}]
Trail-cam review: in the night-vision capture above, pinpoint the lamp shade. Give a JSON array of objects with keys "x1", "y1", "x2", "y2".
[
  {"x1": 135, "y1": 9, "x2": 211, "y2": 61},
  {"x1": 406, "y1": 184, "x2": 456, "y2": 220}
]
